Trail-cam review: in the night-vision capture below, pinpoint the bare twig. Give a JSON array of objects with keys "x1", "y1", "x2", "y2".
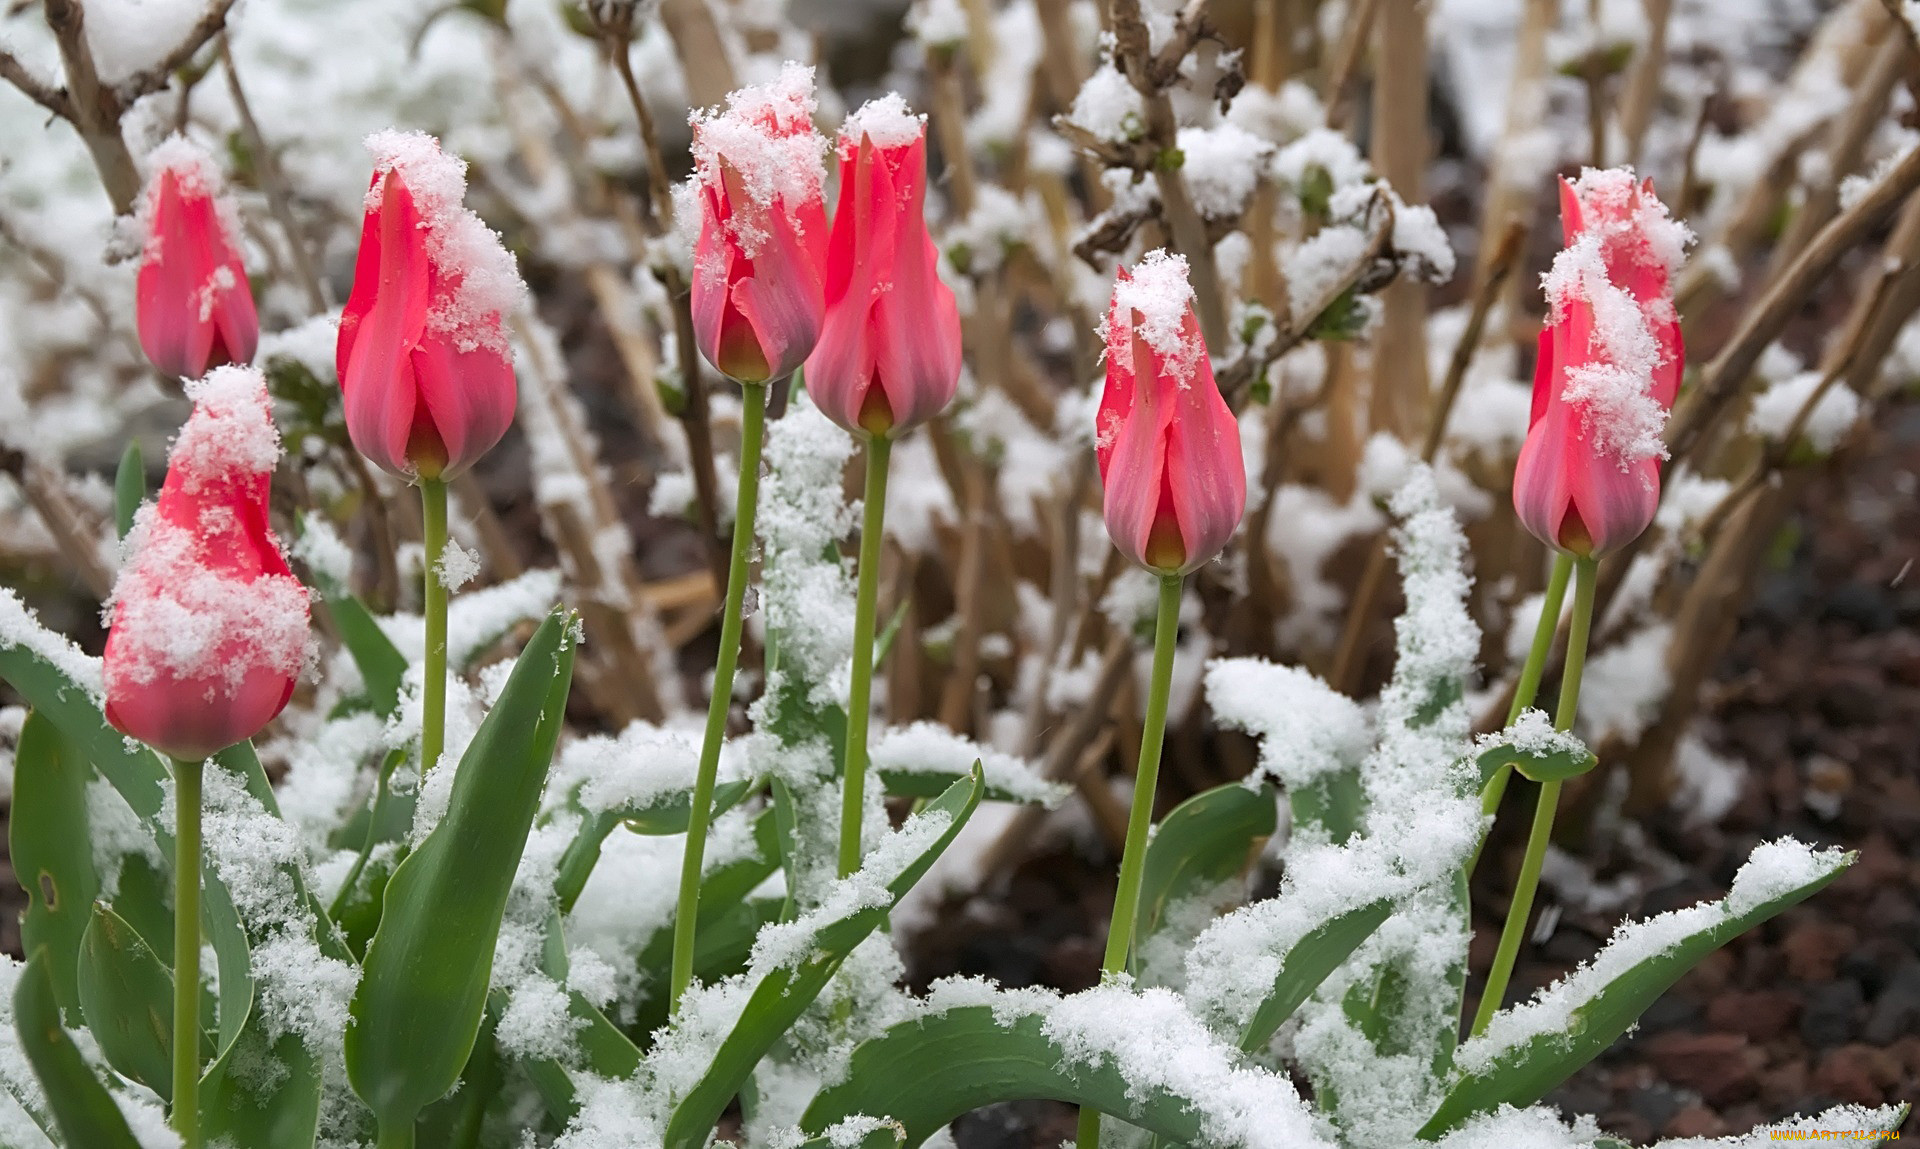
[
  {"x1": 115, "y1": 0, "x2": 240, "y2": 103},
  {"x1": 41, "y1": 0, "x2": 142, "y2": 212},
  {"x1": 0, "y1": 49, "x2": 72, "y2": 117},
  {"x1": 1216, "y1": 188, "x2": 1395, "y2": 404},
  {"x1": 1108, "y1": 0, "x2": 1228, "y2": 348},
  {"x1": 1768, "y1": 30, "x2": 1905, "y2": 274},
  {"x1": 1329, "y1": 221, "x2": 1524, "y2": 693},
  {"x1": 1368, "y1": 0, "x2": 1431, "y2": 439},
  {"x1": 980, "y1": 630, "x2": 1135, "y2": 881},
  {"x1": 0, "y1": 450, "x2": 114, "y2": 599},
  {"x1": 1616, "y1": 0, "x2": 1673, "y2": 164},
  {"x1": 658, "y1": 0, "x2": 737, "y2": 110},
  {"x1": 1665, "y1": 140, "x2": 1920, "y2": 467},
  {"x1": 218, "y1": 34, "x2": 328, "y2": 312},
  {"x1": 1321, "y1": 0, "x2": 1381, "y2": 130}
]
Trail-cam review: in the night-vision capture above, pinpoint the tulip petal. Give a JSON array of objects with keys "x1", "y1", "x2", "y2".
[
  {"x1": 1101, "y1": 325, "x2": 1177, "y2": 568},
  {"x1": 410, "y1": 317, "x2": 517, "y2": 480},
  {"x1": 1161, "y1": 316, "x2": 1246, "y2": 570},
  {"x1": 806, "y1": 138, "x2": 888, "y2": 429},
  {"x1": 871, "y1": 136, "x2": 963, "y2": 432},
  {"x1": 339, "y1": 172, "x2": 431, "y2": 476},
  {"x1": 732, "y1": 195, "x2": 828, "y2": 383}
]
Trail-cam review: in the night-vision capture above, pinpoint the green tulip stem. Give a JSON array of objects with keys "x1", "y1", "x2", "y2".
[
  {"x1": 170, "y1": 754, "x2": 202, "y2": 1148},
  {"x1": 1471, "y1": 551, "x2": 1574, "y2": 871},
  {"x1": 838, "y1": 433, "x2": 892, "y2": 878},
  {"x1": 420, "y1": 477, "x2": 449, "y2": 775},
  {"x1": 1471, "y1": 555, "x2": 1597, "y2": 1037},
  {"x1": 671, "y1": 379, "x2": 769, "y2": 1014},
  {"x1": 376, "y1": 1120, "x2": 416, "y2": 1149},
  {"x1": 1078, "y1": 571, "x2": 1183, "y2": 1149}
]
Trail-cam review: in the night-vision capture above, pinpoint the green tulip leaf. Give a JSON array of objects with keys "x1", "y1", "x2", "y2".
[
  {"x1": 114, "y1": 440, "x2": 144, "y2": 540},
  {"x1": 200, "y1": 1030, "x2": 321, "y2": 1149},
  {"x1": 1418, "y1": 841, "x2": 1854, "y2": 1138},
  {"x1": 76, "y1": 903, "x2": 178, "y2": 1100},
  {"x1": 1474, "y1": 716, "x2": 1597, "y2": 787},
  {"x1": 804, "y1": 995, "x2": 1268, "y2": 1147},
  {"x1": 346, "y1": 609, "x2": 579, "y2": 1141},
  {"x1": 0, "y1": 597, "x2": 169, "y2": 821},
  {"x1": 553, "y1": 777, "x2": 757, "y2": 914},
  {"x1": 1132, "y1": 781, "x2": 1277, "y2": 980},
  {"x1": 1238, "y1": 896, "x2": 1396, "y2": 1052},
  {"x1": 10, "y1": 712, "x2": 100, "y2": 1015},
  {"x1": 322, "y1": 590, "x2": 409, "y2": 718},
  {"x1": 661, "y1": 764, "x2": 985, "y2": 1149},
  {"x1": 12, "y1": 949, "x2": 142, "y2": 1149}
]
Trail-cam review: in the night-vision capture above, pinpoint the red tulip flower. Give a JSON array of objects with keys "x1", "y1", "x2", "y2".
[
  {"x1": 688, "y1": 62, "x2": 829, "y2": 385},
  {"x1": 337, "y1": 130, "x2": 525, "y2": 481},
  {"x1": 1513, "y1": 170, "x2": 1688, "y2": 558},
  {"x1": 805, "y1": 95, "x2": 962, "y2": 438},
  {"x1": 1096, "y1": 251, "x2": 1246, "y2": 575},
  {"x1": 104, "y1": 366, "x2": 310, "y2": 761},
  {"x1": 135, "y1": 137, "x2": 258, "y2": 380}
]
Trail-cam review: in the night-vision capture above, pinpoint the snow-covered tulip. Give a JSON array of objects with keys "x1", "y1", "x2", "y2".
[
  {"x1": 806, "y1": 95, "x2": 962, "y2": 437},
  {"x1": 135, "y1": 137, "x2": 258, "y2": 380},
  {"x1": 104, "y1": 366, "x2": 310, "y2": 762},
  {"x1": 336, "y1": 130, "x2": 526, "y2": 481},
  {"x1": 1095, "y1": 251, "x2": 1247, "y2": 575},
  {"x1": 687, "y1": 61, "x2": 830, "y2": 384},
  {"x1": 673, "y1": 65, "x2": 831, "y2": 1013},
  {"x1": 1512, "y1": 169, "x2": 1688, "y2": 558}
]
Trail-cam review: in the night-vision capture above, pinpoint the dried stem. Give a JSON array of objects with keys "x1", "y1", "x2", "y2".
[
  {"x1": 1321, "y1": 0, "x2": 1381, "y2": 130},
  {"x1": 1665, "y1": 140, "x2": 1920, "y2": 468},
  {"x1": 1367, "y1": 0, "x2": 1431, "y2": 440},
  {"x1": 1109, "y1": 0, "x2": 1229, "y2": 348},
  {"x1": 218, "y1": 33, "x2": 329, "y2": 312},
  {"x1": 1616, "y1": 0, "x2": 1673, "y2": 164},
  {"x1": 0, "y1": 451, "x2": 114, "y2": 599},
  {"x1": 1329, "y1": 221, "x2": 1524, "y2": 692}
]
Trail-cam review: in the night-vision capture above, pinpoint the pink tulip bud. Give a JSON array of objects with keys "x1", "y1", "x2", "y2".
[
  {"x1": 135, "y1": 137, "x2": 259, "y2": 381},
  {"x1": 104, "y1": 366, "x2": 310, "y2": 761},
  {"x1": 337, "y1": 131, "x2": 526, "y2": 481},
  {"x1": 805, "y1": 95, "x2": 962, "y2": 438},
  {"x1": 1513, "y1": 170, "x2": 1689, "y2": 558},
  {"x1": 1096, "y1": 251, "x2": 1246, "y2": 575},
  {"x1": 688, "y1": 62, "x2": 830, "y2": 385}
]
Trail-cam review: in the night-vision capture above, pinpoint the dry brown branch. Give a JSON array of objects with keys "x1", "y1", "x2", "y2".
[
  {"x1": 1216, "y1": 188, "x2": 1395, "y2": 404},
  {"x1": 1329, "y1": 221, "x2": 1525, "y2": 693},
  {"x1": 1616, "y1": 0, "x2": 1673, "y2": 164},
  {"x1": 114, "y1": 0, "x2": 240, "y2": 103},
  {"x1": 1071, "y1": 727, "x2": 1128, "y2": 854},
  {"x1": 1368, "y1": 0, "x2": 1431, "y2": 440},
  {"x1": 450, "y1": 473, "x2": 522, "y2": 581},
  {"x1": 927, "y1": 45, "x2": 980, "y2": 217},
  {"x1": 937, "y1": 452, "x2": 993, "y2": 732},
  {"x1": 658, "y1": 0, "x2": 737, "y2": 110},
  {"x1": 980, "y1": 629, "x2": 1135, "y2": 881},
  {"x1": 218, "y1": 34, "x2": 328, "y2": 313},
  {"x1": 1320, "y1": 0, "x2": 1380, "y2": 130},
  {"x1": 0, "y1": 449, "x2": 113, "y2": 599},
  {"x1": 1664, "y1": 140, "x2": 1920, "y2": 468},
  {"x1": 1019, "y1": 453, "x2": 1092, "y2": 754},
  {"x1": 40, "y1": 0, "x2": 143, "y2": 213},
  {"x1": 0, "y1": 49, "x2": 72, "y2": 117},
  {"x1": 1767, "y1": 30, "x2": 1905, "y2": 275},
  {"x1": 1108, "y1": 0, "x2": 1228, "y2": 348}
]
